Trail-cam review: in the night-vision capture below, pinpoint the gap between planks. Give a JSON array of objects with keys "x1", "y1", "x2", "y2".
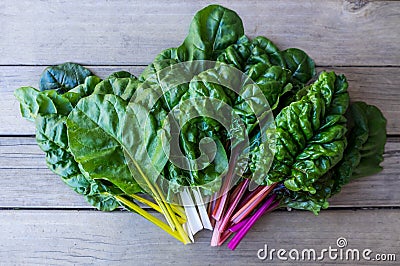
[
  {"x1": 1, "y1": 64, "x2": 400, "y2": 67},
  {"x1": 0, "y1": 136, "x2": 399, "y2": 209},
  {"x1": 0, "y1": 209, "x2": 398, "y2": 265},
  {"x1": 1, "y1": 66, "x2": 399, "y2": 135},
  {"x1": 0, "y1": 0, "x2": 399, "y2": 66}
]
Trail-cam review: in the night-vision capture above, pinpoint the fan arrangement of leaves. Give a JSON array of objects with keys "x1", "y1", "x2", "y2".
[{"x1": 15, "y1": 5, "x2": 386, "y2": 249}]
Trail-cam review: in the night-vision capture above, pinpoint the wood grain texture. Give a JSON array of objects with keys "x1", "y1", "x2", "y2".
[
  {"x1": 0, "y1": 66, "x2": 143, "y2": 135},
  {"x1": 0, "y1": 0, "x2": 399, "y2": 66},
  {"x1": 0, "y1": 1, "x2": 399, "y2": 264},
  {"x1": 0, "y1": 209, "x2": 398, "y2": 265},
  {"x1": 1, "y1": 66, "x2": 399, "y2": 135},
  {"x1": 0, "y1": 137, "x2": 399, "y2": 208}
]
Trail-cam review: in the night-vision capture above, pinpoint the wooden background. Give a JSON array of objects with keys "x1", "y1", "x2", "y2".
[{"x1": 0, "y1": 0, "x2": 399, "y2": 264}]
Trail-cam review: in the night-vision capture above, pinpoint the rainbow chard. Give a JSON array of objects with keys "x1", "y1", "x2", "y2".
[
  {"x1": 212, "y1": 72, "x2": 386, "y2": 249},
  {"x1": 14, "y1": 4, "x2": 387, "y2": 250}
]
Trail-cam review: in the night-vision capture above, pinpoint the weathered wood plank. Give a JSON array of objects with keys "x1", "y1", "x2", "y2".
[
  {"x1": 1, "y1": 66, "x2": 399, "y2": 135},
  {"x1": 324, "y1": 67, "x2": 400, "y2": 135},
  {"x1": 0, "y1": 209, "x2": 398, "y2": 265},
  {"x1": 0, "y1": 137, "x2": 398, "y2": 208},
  {"x1": 0, "y1": 66, "x2": 143, "y2": 136},
  {"x1": 0, "y1": 0, "x2": 399, "y2": 66}
]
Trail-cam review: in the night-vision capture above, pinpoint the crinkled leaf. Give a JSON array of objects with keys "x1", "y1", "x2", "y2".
[
  {"x1": 36, "y1": 114, "x2": 80, "y2": 177},
  {"x1": 216, "y1": 35, "x2": 252, "y2": 69},
  {"x1": 262, "y1": 71, "x2": 349, "y2": 193},
  {"x1": 15, "y1": 87, "x2": 55, "y2": 121},
  {"x1": 217, "y1": 36, "x2": 314, "y2": 117},
  {"x1": 280, "y1": 102, "x2": 386, "y2": 214},
  {"x1": 36, "y1": 113, "x2": 120, "y2": 211},
  {"x1": 249, "y1": 36, "x2": 285, "y2": 67},
  {"x1": 66, "y1": 75, "x2": 102, "y2": 103},
  {"x1": 235, "y1": 65, "x2": 293, "y2": 123},
  {"x1": 85, "y1": 179, "x2": 122, "y2": 211},
  {"x1": 331, "y1": 101, "x2": 387, "y2": 193},
  {"x1": 93, "y1": 76, "x2": 140, "y2": 102},
  {"x1": 15, "y1": 87, "x2": 74, "y2": 121}
]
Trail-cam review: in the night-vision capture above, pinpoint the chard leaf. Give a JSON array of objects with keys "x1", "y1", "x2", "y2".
[
  {"x1": 16, "y1": 77, "x2": 122, "y2": 211},
  {"x1": 14, "y1": 86, "x2": 73, "y2": 121},
  {"x1": 236, "y1": 65, "x2": 293, "y2": 115},
  {"x1": 66, "y1": 75, "x2": 102, "y2": 100},
  {"x1": 177, "y1": 5, "x2": 244, "y2": 61},
  {"x1": 280, "y1": 102, "x2": 386, "y2": 214},
  {"x1": 331, "y1": 101, "x2": 387, "y2": 193},
  {"x1": 36, "y1": 114, "x2": 79, "y2": 176},
  {"x1": 217, "y1": 36, "x2": 315, "y2": 116},
  {"x1": 107, "y1": 71, "x2": 136, "y2": 79},
  {"x1": 263, "y1": 71, "x2": 349, "y2": 193},
  {"x1": 36, "y1": 114, "x2": 90, "y2": 192},
  {"x1": 36, "y1": 113, "x2": 120, "y2": 211},
  {"x1": 39, "y1": 62, "x2": 92, "y2": 93},
  {"x1": 350, "y1": 102, "x2": 386, "y2": 179},
  {"x1": 216, "y1": 36, "x2": 252, "y2": 70},
  {"x1": 142, "y1": 5, "x2": 244, "y2": 83},
  {"x1": 282, "y1": 48, "x2": 316, "y2": 85},
  {"x1": 217, "y1": 37, "x2": 315, "y2": 87},
  {"x1": 15, "y1": 75, "x2": 102, "y2": 122},
  {"x1": 15, "y1": 87, "x2": 55, "y2": 121},
  {"x1": 66, "y1": 94, "x2": 142, "y2": 195},
  {"x1": 85, "y1": 179, "x2": 122, "y2": 211},
  {"x1": 249, "y1": 36, "x2": 285, "y2": 67},
  {"x1": 93, "y1": 76, "x2": 140, "y2": 102}
]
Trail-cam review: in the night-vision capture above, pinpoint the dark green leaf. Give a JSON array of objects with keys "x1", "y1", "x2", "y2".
[
  {"x1": 177, "y1": 5, "x2": 244, "y2": 61},
  {"x1": 282, "y1": 48, "x2": 316, "y2": 85},
  {"x1": 262, "y1": 71, "x2": 349, "y2": 193},
  {"x1": 350, "y1": 102, "x2": 386, "y2": 178},
  {"x1": 280, "y1": 102, "x2": 386, "y2": 214},
  {"x1": 107, "y1": 71, "x2": 136, "y2": 79},
  {"x1": 39, "y1": 62, "x2": 92, "y2": 93}
]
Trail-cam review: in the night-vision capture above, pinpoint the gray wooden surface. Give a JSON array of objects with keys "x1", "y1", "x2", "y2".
[
  {"x1": 0, "y1": 137, "x2": 399, "y2": 208},
  {"x1": 2, "y1": 66, "x2": 400, "y2": 135},
  {"x1": 0, "y1": 0, "x2": 399, "y2": 265},
  {"x1": 0, "y1": 210, "x2": 399, "y2": 265}
]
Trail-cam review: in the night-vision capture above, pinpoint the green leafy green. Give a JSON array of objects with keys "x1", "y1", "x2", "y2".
[
  {"x1": 280, "y1": 101, "x2": 387, "y2": 214},
  {"x1": 177, "y1": 4, "x2": 244, "y2": 61},
  {"x1": 217, "y1": 36, "x2": 315, "y2": 116},
  {"x1": 14, "y1": 87, "x2": 73, "y2": 121},
  {"x1": 66, "y1": 94, "x2": 142, "y2": 195},
  {"x1": 262, "y1": 71, "x2": 349, "y2": 193},
  {"x1": 93, "y1": 74, "x2": 140, "y2": 102},
  {"x1": 141, "y1": 4, "x2": 245, "y2": 82},
  {"x1": 348, "y1": 102, "x2": 387, "y2": 178},
  {"x1": 39, "y1": 62, "x2": 92, "y2": 93},
  {"x1": 281, "y1": 48, "x2": 316, "y2": 85},
  {"x1": 13, "y1": 5, "x2": 388, "y2": 246},
  {"x1": 15, "y1": 64, "x2": 122, "y2": 211}
]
